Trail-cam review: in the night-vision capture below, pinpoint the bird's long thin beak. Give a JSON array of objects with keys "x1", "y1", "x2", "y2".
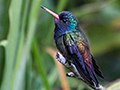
[{"x1": 40, "y1": 6, "x2": 59, "y2": 20}]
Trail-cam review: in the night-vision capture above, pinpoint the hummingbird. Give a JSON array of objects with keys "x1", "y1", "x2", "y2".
[{"x1": 40, "y1": 6, "x2": 104, "y2": 88}]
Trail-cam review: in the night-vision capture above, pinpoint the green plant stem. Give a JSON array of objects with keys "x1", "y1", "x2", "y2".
[
  {"x1": 10, "y1": 0, "x2": 29, "y2": 89},
  {"x1": 1, "y1": 0, "x2": 23, "y2": 89},
  {"x1": 32, "y1": 39, "x2": 52, "y2": 90}
]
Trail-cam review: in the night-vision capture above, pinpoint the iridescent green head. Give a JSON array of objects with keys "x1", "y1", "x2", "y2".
[
  {"x1": 54, "y1": 11, "x2": 79, "y2": 31},
  {"x1": 40, "y1": 6, "x2": 80, "y2": 38}
]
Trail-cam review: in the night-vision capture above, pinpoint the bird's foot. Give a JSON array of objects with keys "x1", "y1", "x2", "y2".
[
  {"x1": 66, "y1": 72, "x2": 76, "y2": 77},
  {"x1": 55, "y1": 52, "x2": 82, "y2": 79}
]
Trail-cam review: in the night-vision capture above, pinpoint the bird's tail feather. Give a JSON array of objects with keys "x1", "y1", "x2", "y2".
[
  {"x1": 86, "y1": 65, "x2": 99, "y2": 87},
  {"x1": 71, "y1": 56, "x2": 95, "y2": 87},
  {"x1": 72, "y1": 55, "x2": 99, "y2": 87},
  {"x1": 92, "y1": 56, "x2": 104, "y2": 79}
]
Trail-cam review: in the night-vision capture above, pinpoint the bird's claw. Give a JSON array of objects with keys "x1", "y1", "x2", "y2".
[{"x1": 66, "y1": 72, "x2": 75, "y2": 77}]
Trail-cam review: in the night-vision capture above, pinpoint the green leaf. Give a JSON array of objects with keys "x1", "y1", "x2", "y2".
[
  {"x1": 0, "y1": 40, "x2": 8, "y2": 47},
  {"x1": 1, "y1": 0, "x2": 23, "y2": 89}
]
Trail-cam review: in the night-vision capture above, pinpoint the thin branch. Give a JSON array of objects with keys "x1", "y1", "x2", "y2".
[
  {"x1": 55, "y1": 52, "x2": 106, "y2": 90},
  {"x1": 47, "y1": 48, "x2": 70, "y2": 90}
]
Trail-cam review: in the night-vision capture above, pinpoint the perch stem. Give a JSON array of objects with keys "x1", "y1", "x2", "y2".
[{"x1": 55, "y1": 52, "x2": 106, "y2": 90}]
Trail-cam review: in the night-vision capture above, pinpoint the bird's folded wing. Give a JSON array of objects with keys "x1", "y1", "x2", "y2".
[
  {"x1": 63, "y1": 33, "x2": 95, "y2": 86},
  {"x1": 70, "y1": 31, "x2": 104, "y2": 80}
]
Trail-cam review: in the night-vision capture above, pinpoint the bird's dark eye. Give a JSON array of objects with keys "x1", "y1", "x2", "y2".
[{"x1": 62, "y1": 19, "x2": 67, "y2": 23}]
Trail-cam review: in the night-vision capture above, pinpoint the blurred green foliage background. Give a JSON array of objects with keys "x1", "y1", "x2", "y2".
[{"x1": 0, "y1": 0, "x2": 120, "y2": 90}]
